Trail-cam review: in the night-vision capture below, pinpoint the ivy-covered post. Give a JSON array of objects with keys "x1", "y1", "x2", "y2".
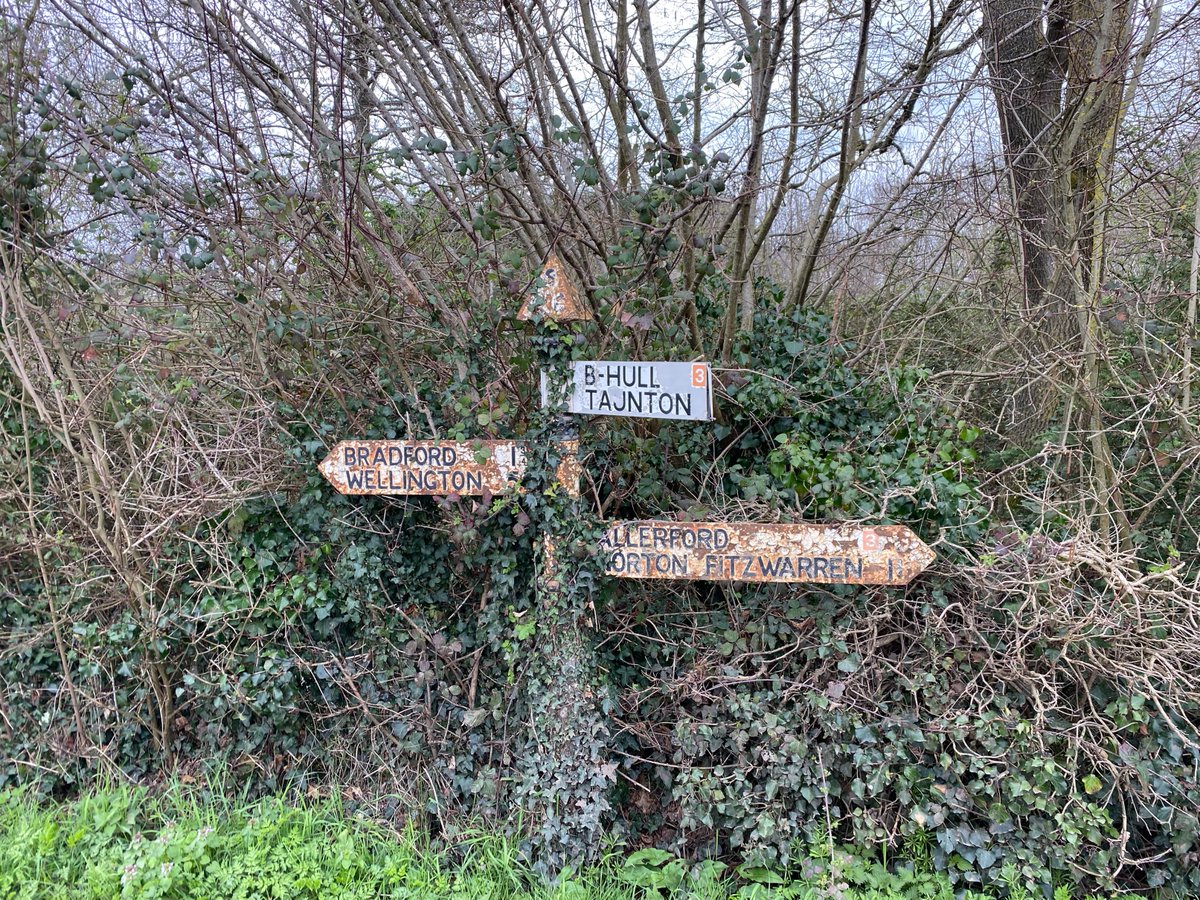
[{"x1": 516, "y1": 255, "x2": 613, "y2": 868}]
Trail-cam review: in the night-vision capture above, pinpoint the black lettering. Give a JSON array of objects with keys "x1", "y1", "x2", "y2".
[
  {"x1": 713, "y1": 529, "x2": 731, "y2": 550},
  {"x1": 813, "y1": 557, "x2": 829, "y2": 578},
  {"x1": 846, "y1": 557, "x2": 863, "y2": 580},
  {"x1": 347, "y1": 470, "x2": 365, "y2": 489},
  {"x1": 758, "y1": 557, "x2": 781, "y2": 578},
  {"x1": 798, "y1": 557, "x2": 813, "y2": 576}
]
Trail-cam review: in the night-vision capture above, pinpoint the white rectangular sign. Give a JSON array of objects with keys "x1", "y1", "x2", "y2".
[{"x1": 544, "y1": 361, "x2": 713, "y2": 422}]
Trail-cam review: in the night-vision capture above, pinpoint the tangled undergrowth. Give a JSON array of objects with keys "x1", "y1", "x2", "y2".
[{"x1": 3, "y1": 301, "x2": 1196, "y2": 893}]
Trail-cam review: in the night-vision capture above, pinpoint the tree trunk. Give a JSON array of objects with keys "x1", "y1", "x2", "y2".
[{"x1": 983, "y1": 0, "x2": 1134, "y2": 427}]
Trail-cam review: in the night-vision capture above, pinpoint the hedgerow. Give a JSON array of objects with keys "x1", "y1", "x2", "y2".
[{"x1": 3, "y1": 295, "x2": 1197, "y2": 891}]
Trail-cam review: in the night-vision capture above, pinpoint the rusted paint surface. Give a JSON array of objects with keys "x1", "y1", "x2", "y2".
[
  {"x1": 319, "y1": 440, "x2": 526, "y2": 496},
  {"x1": 517, "y1": 254, "x2": 592, "y2": 323},
  {"x1": 600, "y1": 521, "x2": 936, "y2": 585},
  {"x1": 554, "y1": 439, "x2": 582, "y2": 499}
]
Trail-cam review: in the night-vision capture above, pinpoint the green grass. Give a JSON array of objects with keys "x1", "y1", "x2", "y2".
[{"x1": 0, "y1": 784, "x2": 1141, "y2": 899}]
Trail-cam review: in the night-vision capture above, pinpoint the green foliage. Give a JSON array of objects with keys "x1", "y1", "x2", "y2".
[
  {"x1": 745, "y1": 308, "x2": 984, "y2": 544},
  {"x1": 0, "y1": 785, "x2": 529, "y2": 899},
  {"x1": 0, "y1": 785, "x2": 1145, "y2": 900}
]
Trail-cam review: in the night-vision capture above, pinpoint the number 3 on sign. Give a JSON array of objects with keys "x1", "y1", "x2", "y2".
[{"x1": 691, "y1": 363, "x2": 708, "y2": 389}]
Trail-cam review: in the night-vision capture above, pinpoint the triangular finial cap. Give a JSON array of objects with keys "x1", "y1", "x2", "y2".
[{"x1": 517, "y1": 253, "x2": 592, "y2": 323}]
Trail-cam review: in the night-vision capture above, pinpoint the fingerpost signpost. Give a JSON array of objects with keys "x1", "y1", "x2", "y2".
[
  {"x1": 317, "y1": 254, "x2": 937, "y2": 587},
  {"x1": 317, "y1": 253, "x2": 936, "y2": 857}
]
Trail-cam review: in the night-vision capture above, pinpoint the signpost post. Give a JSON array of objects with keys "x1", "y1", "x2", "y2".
[{"x1": 517, "y1": 254, "x2": 612, "y2": 859}]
